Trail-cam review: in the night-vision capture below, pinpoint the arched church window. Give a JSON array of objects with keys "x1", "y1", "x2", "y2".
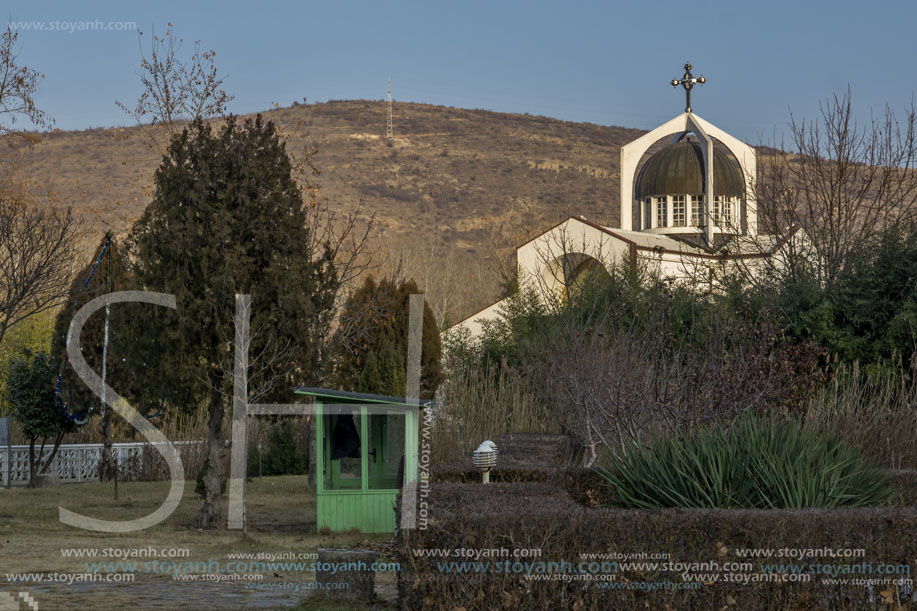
[{"x1": 562, "y1": 257, "x2": 611, "y2": 303}]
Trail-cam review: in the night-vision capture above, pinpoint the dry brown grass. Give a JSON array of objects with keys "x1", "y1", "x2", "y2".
[
  {"x1": 18, "y1": 100, "x2": 643, "y2": 324},
  {"x1": 0, "y1": 475, "x2": 395, "y2": 609},
  {"x1": 431, "y1": 364, "x2": 559, "y2": 466},
  {"x1": 804, "y1": 363, "x2": 917, "y2": 470}
]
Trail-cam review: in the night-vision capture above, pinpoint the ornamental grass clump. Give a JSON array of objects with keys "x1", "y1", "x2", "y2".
[{"x1": 597, "y1": 414, "x2": 891, "y2": 508}]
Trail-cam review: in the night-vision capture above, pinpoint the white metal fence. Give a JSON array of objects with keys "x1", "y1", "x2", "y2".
[{"x1": 0, "y1": 441, "x2": 205, "y2": 486}]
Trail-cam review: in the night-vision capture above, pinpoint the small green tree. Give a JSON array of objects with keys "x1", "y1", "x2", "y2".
[
  {"x1": 334, "y1": 276, "x2": 442, "y2": 399},
  {"x1": 774, "y1": 221, "x2": 917, "y2": 368},
  {"x1": 357, "y1": 343, "x2": 407, "y2": 397},
  {"x1": 4, "y1": 350, "x2": 78, "y2": 486}
]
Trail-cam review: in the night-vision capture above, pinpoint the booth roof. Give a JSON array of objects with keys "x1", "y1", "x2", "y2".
[{"x1": 293, "y1": 387, "x2": 432, "y2": 409}]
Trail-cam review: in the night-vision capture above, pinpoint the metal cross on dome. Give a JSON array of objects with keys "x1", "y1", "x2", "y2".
[{"x1": 671, "y1": 62, "x2": 706, "y2": 113}]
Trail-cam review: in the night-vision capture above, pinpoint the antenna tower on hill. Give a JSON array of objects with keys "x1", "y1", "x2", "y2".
[{"x1": 386, "y1": 77, "x2": 394, "y2": 139}]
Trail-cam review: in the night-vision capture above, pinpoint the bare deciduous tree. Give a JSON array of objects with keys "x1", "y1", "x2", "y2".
[
  {"x1": 387, "y1": 242, "x2": 495, "y2": 327},
  {"x1": 116, "y1": 24, "x2": 233, "y2": 151},
  {"x1": 754, "y1": 89, "x2": 917, "y2": 289},
  {"x1": 0, "y1": 194, "x2": 79, "y2": 351},
  {"x1": 0, "y1": 25, "x2": 54, "y2": 143},
  {"x1": 0, "y1": 31, "x2": 77, "y2": 353},
  {"x1": 544, "y1": 304, "x2": 824, "y2": 466}
]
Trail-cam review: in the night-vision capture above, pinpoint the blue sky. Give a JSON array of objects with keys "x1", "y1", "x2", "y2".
[{"x1": 6, "y1": 0, "x2": 916, "y2": 144}]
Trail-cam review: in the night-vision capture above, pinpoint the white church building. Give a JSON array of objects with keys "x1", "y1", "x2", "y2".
[{"x1": 453, "y1": 64, "x2": 798, "y2": 338}]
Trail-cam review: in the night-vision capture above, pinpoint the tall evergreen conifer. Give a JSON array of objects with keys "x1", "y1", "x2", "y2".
[
  {"x1": 128, "y1": 115, "x2": 338, "y2": 526},
  {"x1": 335, "y1": 277, "x2": 442, "y2": 400}
]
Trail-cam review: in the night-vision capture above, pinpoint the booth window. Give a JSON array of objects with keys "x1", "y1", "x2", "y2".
[
  {"x1": 367, "y1": 412, "x2": 404, "y2": 490},
  {"x1": 326, "y1": 414, "x2": 362, "y2": 489}
]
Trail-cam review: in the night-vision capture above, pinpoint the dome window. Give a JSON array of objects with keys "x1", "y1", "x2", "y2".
[
  {"x1": 690, "y1": 195, "x2": 704, "y2": 227},
  {"x1": 672, "y1": 195, "x2": 686, "y2": 227},
  {"x1": 713, "y1": 196, "x2": 737, "y2": 228},
  {"x1": 712, "y1": 196, "x2": 723, "y2": 225},
  {"x1": 655, "y1": 196, "x2": 668, "y2": 228},
  {"x1": 634, "y1": 139, "x2": 745, "y2": 237},
  {"x1": 723, "y1": 197, "x2": 735, "y2": 228}
]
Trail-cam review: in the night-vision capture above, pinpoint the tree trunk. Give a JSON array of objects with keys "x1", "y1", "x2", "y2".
[
  {"x1": 583, "y1": 426, "x2": 598, "y2": 469},
  {"x1": 38, "y1": 431, "x2": 66, "y2": 476},
  {"x1": 200, "y1": 383, "x2": 226, "y2": 528}
]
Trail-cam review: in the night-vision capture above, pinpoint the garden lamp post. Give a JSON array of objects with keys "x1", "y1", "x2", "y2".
[{"x1": 473, "y1": 440, "x2": 498, "y2": 484}]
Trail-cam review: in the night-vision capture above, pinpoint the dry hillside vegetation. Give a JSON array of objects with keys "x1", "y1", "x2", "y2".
[{"x1": 19, "y1": 100, "x2": 643, "y2": 322}]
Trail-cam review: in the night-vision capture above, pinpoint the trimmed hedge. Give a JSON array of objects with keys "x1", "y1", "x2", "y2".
[
  {"x1": 889, "y1": 470, "x2": 917, "y2": 505},
  {"x1": 433, "y1": 467, "x2": 619, "y2": 506},
  {"x1": 433, "y1": 467, "x2": 917, "y2": 508},
  {"x1": 400, "y1": 471, "x2": 917, "y2": 609}
]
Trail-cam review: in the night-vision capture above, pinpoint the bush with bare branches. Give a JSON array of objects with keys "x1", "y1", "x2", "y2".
[
  {"x1": 753, "y1": 89, "x2": 917, "y2": 290},
  {"x1": 447, "y1": 261, "x2": 826, "y2": 467},
  {"x1": 0, "y1": 194, "x2": 78, "y2": 352}
]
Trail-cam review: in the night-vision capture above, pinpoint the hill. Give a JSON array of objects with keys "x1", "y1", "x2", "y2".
[{"x1": 18, "y1": 100, "x2": 644, "y2": 322}]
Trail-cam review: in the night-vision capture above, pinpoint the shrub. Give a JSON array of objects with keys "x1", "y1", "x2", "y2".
[
  {"x1": 5, "y1": 349, "x2": 81, "y2": 486},
  {"x1": 447, "y1": 263, "x2": 827, "y2": 466},
  {"x1": 431, "y1": 359, "x2": 557, "y2": 466},
  {"x1": 597, "y1": 414, "x2": 891, "y2": 508},
  {"x1": 248, "y1": 421, "x2": 308, "y2": 477},
  {"x1": 775, "y1": 221, "x2": 917, "y2": 368}
]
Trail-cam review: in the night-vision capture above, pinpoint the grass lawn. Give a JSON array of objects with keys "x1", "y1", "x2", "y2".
[{"x1": 0, "y1": 475, "x2": 397, "y2": 610}]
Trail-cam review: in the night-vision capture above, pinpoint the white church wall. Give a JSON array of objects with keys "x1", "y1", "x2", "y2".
[
  {"x1": 449, "y1": 300, "x2": 506, "y2": 338},
  {"x1": 516, "y1": 218, "x2": 630, "y2": 296}
]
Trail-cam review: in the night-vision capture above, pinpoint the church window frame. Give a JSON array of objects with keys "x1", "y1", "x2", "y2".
[
  {"x1": 655, "y1": 196, "x2": 667, "y2": 228},
  {"x1": 672, "y1": 195, "x2": 686, "y2": 227},
  {"x1": 713, "y1": 195, "x2": 724, "y2": 225},
  {"x1": 690, "y1": 195, "x2": 704, "y2": 227},
  {"x1": 723, "y1": 197, "x2": 735, "y2": 228}
]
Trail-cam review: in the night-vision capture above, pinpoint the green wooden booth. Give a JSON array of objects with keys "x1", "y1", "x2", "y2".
[{"x1": 294, "y1": 387, "x2": 429, "y2": 534}]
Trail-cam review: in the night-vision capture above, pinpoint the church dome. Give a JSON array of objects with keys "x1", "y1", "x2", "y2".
[{"x1": 635, "y1": 139, "x2": 744, "y2": 199}]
